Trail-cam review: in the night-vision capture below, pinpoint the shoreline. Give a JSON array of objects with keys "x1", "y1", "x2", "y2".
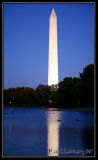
[{"x1": 3, "y1": 105, "x2": 94, "y2": 112}]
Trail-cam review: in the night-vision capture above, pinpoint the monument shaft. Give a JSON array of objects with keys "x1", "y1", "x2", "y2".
[{"x1": 48, "y1": 9, "x2": 58, "y2": 86}]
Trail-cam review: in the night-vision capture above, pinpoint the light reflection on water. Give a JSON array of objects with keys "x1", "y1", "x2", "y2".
[
  {"x1": 3, "y1": 107, "x2": 94, "y2": 157},
  {"x1": 47, "y1": 109, "x2": 61, "y2": 156}
]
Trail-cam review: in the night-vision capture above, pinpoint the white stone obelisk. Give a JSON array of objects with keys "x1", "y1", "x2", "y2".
[{"x1": 48, "y1": 8, "x2": 58, "y2": 86}]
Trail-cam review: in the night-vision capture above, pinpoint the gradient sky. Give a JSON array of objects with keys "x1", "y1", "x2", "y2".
[{"x1": 4, "y1": 3, "x2": 95, "y2": 89}]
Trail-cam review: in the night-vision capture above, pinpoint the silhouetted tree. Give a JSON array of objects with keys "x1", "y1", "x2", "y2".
[
  {"x1": 15, "y1": 87, "x2": 36, "y2": 105},
  {"x1": 35, "y1": 85, "x2": 51, "y2": 106},
  {"x1": 79, "y1": 64, "x2": 94, "y2": 107},
  {"x1": 56, "y1": 77, "x2": 81, "y2": 107}
]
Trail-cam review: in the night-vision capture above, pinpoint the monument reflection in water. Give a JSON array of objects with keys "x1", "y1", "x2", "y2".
[
  {"x1": 47, "y1": 109, "x2": 94, "y2": 157},
  {"x1": 47, "y1": 109, "x2": 61, "y2": 156}
]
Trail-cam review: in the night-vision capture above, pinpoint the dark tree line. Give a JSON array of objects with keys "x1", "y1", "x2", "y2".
[{"x1": 4, "y1": 64, "x2": 94, "y2": 108}]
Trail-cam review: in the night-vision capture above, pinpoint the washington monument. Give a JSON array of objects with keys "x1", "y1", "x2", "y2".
[{"x1": 48, "y1": 8, "x2": 58, "y2": 86}]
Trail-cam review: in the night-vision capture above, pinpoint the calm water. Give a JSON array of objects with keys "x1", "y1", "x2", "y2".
[{"x1": 3, "y1": 107, "x2": 94, "y2": 157}]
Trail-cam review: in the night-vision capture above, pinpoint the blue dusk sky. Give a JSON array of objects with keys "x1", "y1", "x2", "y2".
[{"x1": 4, "y1": 3, "x2": 95, "y2": 89}]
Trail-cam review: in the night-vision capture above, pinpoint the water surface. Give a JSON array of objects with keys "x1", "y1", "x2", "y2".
[{"x1": 3, "y1": 107, "x2": 94, "y2": 157}]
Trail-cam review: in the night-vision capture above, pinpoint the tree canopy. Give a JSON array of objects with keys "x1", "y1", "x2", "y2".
[{"x1": 4, "y1": 64, "x2": 94, "y2": 108}]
